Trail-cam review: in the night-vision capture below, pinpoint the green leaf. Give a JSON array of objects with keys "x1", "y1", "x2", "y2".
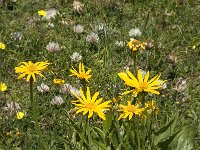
[
  {"x1": 110, "y1": 129, "x2": 119, "y2": 149},
  {"x1": 103, "y1": 111, "x2": 113, "y2": 133},
  {"x1": 153, "y1": 113, "x2": 178, "y2": 146}
]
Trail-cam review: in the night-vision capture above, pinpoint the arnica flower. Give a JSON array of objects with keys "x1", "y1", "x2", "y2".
[
  {"x1": 70, "y1": 62, "x2": 92, "y2": 82},
  {"x1": 118, "y1": 101, "x2": 145, "y2": 120},
  {"x1": 53, "y1": 79, "x2": 65, "y2": 85},
  {"x1": 71, "y1": 87, "x2": 112, "y2": 120},
  {"x1": 16, "y1": 112, "x2": 24, "y2": 120},
  {"x1": 118, "y1": 69, "x2": 167, "y2": 97},
  {"x1": 0, "y1": 42, "x2": 5, "y2": 49},
  {"x1": 15, "y1": 61, "x2": 50, "y2": 82},
  {"x1": 38, "y1": 10, "x2": 47, "y2": 17},
  {"x1": 145, "y1": 100, "x2": 159, "y2": 114},
  {"x1": 0, "y1": 82, "x2": 7, "y2": 92},
  {"x1": 128, "y1": 38, "x2": 146, "y2": 51}
]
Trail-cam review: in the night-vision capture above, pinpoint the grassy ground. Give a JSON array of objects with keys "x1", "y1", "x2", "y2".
[{"x1": 0, "y1": 0, "x2": 200, "y2": 149}]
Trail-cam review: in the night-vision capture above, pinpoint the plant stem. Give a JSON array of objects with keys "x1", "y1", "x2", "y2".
[
  {"x1": 30, "y1": 77, "x2": 47, "y2": 150},
  {"x1": 136, "y1": 124, "x2": 141, "y2": 150},
  {"x1": 133, "y1": 52, "x2": 137, "y2": 75}
]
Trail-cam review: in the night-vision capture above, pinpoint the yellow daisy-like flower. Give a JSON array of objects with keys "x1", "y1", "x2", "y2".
[
  {"x1": 71, "y1": 87, "x2": 112, "y2": 120},
  {"x1": 70, "y1": 62, "x2": 92, "y2": 81},
  {"x1": 16, "y1": 112, "x2": 24, "y2": 120},
  {"x1": 0, "y1": 82, "x2": 7, "y2": 92},
  {"x1": 145, "y1": 100, "x2": 159, "y2": 114},
  {"x1": 38, "y1": 10, "x2": 47, "y2": 16},
  {"x1": 15, "y1": 61, "x2": 50, "y2": 82},
  {"x1": 128, "y1": 38, "x2": 146, "y2": 51},
  {"x1": 0, "y1": 42, "x2": 5, "y2": 49},
  {"x1": 53, "y1": 79, "x2": 65, "y2": 85},
  {"x1": 118, "y1": 101, "x2": 145, "y2": 120},
  {"x1": 118, "y1": 69, "x2": 167, "y2": 97}
]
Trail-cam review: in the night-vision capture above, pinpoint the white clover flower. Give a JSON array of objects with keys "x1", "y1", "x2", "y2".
[
  {"x1": 43, "y1": 9, "x2": 57, "y2": 20},
  {"x1": 73, "y1": 24, "x2": 84, "y2": 34},
  {"x1": 2, "y1": 101, "x2": 20, "y2": 114},
  {"x1": 50, "y1": 96, "x2": 64, "y2": 106},
  {"x1": 60, "y1": 84, "x2": 80, "y2": 97},
  {"x1": 129, "y1": 28, "x2": 142, "y2": 37},
  {"x1": 37, "y1": 83, "x2": 50, "y2": 93},
  {"x1": 115, "y1": 41, "x2": 126, "y2": 47},
  {"x1": 73, "y1": 0, "x2": 84, "y2": 13},
  {"x1": 48, "y1": 23, "x2": 54, "y2": 28},
  {"x1": 176, "y1": 78, "x2": 187, "y2": 92},
  {"x1": 86, "y1": 32, "x2": 99, "y2": 43},
  {"x1": 46, "y1": 42, "x2": 60, "y2": 52},
  {"x1": 11, "y1": 32, "x2": 23, "y2": 41},
  {"x1": 70, "y1": 52, "x2": 82, "y2": 62}
]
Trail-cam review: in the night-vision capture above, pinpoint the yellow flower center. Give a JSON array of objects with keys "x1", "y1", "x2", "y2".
[
  {"x1": 85, "y1": 103, "x2": 96, "y2": 109},
  {"x1": 27, "y1": 64, "x2": 37, "y2": 72},
  {"x1": 79, "y1": 72, "x2": 88, "y2": 79},
  {"x1": 139, "y1": 82, "x2": 148, "y2": 90},
  {"x1": 126, "y1": 106, "x2": 138, "y2": 113}
]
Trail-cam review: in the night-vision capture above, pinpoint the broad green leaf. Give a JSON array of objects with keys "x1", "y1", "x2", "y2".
[
  {"x1": 103, "y1": 111, "x2": 113, "y2": 133},
  {"x1": 153, "y1": 113, "x2": 178, "y2": 146}
]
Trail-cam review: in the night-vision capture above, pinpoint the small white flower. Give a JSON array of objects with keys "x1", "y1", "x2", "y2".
[
  {"x1": 51, "y1": 96, "x2": 64, "y2": 106},
  {"x1": 37, "y1": 83, "x2": 50, "y2": 93},
  {"x1": 46, "y1": 42, "x2": 60, "y2": 52},
  {"x1": 60, "y1": 84, "x2": 81, "y2": 97},
  {"x1": 43, "y1": 9, "x2": 57, "y2": 20},
  {"x1": 48, "y1": 23, "x2": 54, "y2": 28},
  {"x1": 175, "y1": 78, "x2": 187, "y2": 92},
  {"x1": 73, "y1": 0, "x2": 84, "y2": 13},
  {"x1": 2, "y1": 101, "x2": 20, "y2": 114},
  {"x1": 129, "y1": 28, "x2": 142, "y2": 37},
  {"x1": 115, "y1": 41, "x2": 126, "y2": 47},
  {"x1": 73, "y1": 24, "x2": 84, "y2": 33},
  {"x1": 71, "y1": 52, "x2": 82, "y2": 62},
  {"x1": 11, "y1": 32, "x2": 23, "y2": 41},
  {"x1": 157, "y1": 80, "x2": 167, "y2": 89},
  {"x1": 141, "y1": 70, "x2": 147, "y2": 78},
  {"x1": 86, "y1": 32, "x2": 99, "y2": 43}
]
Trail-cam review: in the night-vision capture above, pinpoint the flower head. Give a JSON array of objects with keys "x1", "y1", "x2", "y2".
[
  {"x1": 73, "y1": 25, "x2": 84, "y2": 34},
  {"x1": 128, "y1": 38, "x2": 146, "y2": 51},
  {"x1": 0, "y1": 82, "x2": 7, "y2": 92},
  {"x1": 73, "y1": 0, "x2": 84, "y2": 13},
  {"x1": 51, "y1": 96, "x2": 64, "y2": 106},
  {"x1": 118, "y1": 101, "x2": 145, "y2": 120},
  {"x1": 43, "y1": 9, "x2": 57, "y2": 20},
  {"x1": 71, "y1": 87, "x2": 112, "y2": 120},
  {"x1": 16, "y1": 112, "x2": 24, "y2": 120},
  {"x1": 46, "y1": 42, "x2": 60, "y2": 52},
  {"x1": 38, "y1": 10, "x2": 47, "y2": 16},
  {"x1": 86, "y1": 32, "x2": 99, "y2": 44},
  {"x1": 15, "y1": 61, "x2": 50, "y2": 82},
  {"x1": 70, "y1": 62, "x2": 92, "y2": 81},
  {"x1": 0, "y1": 42, "x2": 5, "y2": 49},
  {"x1": 37, "y1": 83, "x2": 50, "y2": 93},
  {"x1": 53, "y1": 79, "x2": 65, "y2": 85},
  {"x1": 129, "y1": 28, "x2": 142, "y2": 37},
  {"x1": 144, "y1": 100, "x2": 159, "y2": 114},
  {"x1": 71, "y1": 52, "x2": 82, "y2": 63},
  {"x1": 118, "y1": 69, "x2": 166, "y2": 97}
]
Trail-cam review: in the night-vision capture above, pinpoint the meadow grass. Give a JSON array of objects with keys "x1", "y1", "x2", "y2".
[{"x1": 0, "y1": 0, "x2": 200, "y2": 149}]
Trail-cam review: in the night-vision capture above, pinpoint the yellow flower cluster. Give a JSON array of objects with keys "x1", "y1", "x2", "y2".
[
  {"x1": 0, "y1": 42, "x2": 5, "y2": 49},
  {"x1": 128, "y1": 38, "x2": 146, "y2": 51}
]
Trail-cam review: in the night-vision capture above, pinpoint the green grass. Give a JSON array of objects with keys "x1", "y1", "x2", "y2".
[{"x1": 0, "y1": 0, "x2": 200, "y2": 149}]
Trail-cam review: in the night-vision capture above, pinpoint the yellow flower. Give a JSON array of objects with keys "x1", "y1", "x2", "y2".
[
  {"x1": 15, "y1": 61, "x2": 50, "y2": 82},
  {"x1": 118, "y1": 69, "x2": 166, "y2": 97},
  {"x1": 118, "y1": 101, "x2": 145, "y2": 120},
  {"x1": 70, "y1": 62, "x2": 92, "y2": 81},
  {"x1": 0, "y1": 42, "x2": 5, "y2": 49},
  {"x1": 16, "y1": 112, "x2": 24, "y2": 120},
  {"x1": 128, "y1": 38, "x2": 146, "y2": 51},
  {"x1": 145, "y1": 100, "x2": 159, "y2": 114},
  {"x1": 71, "y1": 87, "x2": 112, "y2": 120},
  {"x1": 0, "y1": 82, "x2": 7, "y2": 92},
  {"x1": 53, "y1": 79, "x2": 65, "y2": 85},
  {"x1": 38, "y1": 10, "x2": 47, "y2": 16}
]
